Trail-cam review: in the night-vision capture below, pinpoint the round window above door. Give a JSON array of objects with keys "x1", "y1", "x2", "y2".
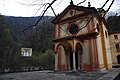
[{"x1": 69, "y1": 24, "x2": 79, "y2": 34}]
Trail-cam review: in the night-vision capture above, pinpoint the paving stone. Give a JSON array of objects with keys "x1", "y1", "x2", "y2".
[{"x1": 0, "y1": 69, "x2": 119, "y2": 80}]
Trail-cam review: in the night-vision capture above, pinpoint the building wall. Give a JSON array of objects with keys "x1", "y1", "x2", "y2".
[
  {"x1": 82, "y1": 40, "x2": 90, "y2": 64},
  {"x1": 96, "y1": 35, "x2": 104, "y2": 68},
  {"x1": 58, "y1": 18, "x2": 89, "y2": 39},
  {"x1": 55, "y1": 53, "x2": 58, "y2": 70},
  {"x1": 59, "y1": 23, "x2": 68, "y2": 38},
  {"x1": 93, "y1": 17, "x2": 112, "y2": 69},
  {"x1": 93, "y1": 17, "x2": 104, "y2": 68},
  {"x1": 60, "y1": 45, "x2": 67, "y2": 69},
  {"x1": 109, "y1": 33, "x2": 120, "y2": 64},
  {"x1": 55, "y1": 24, "x2": 59, "y2": 39},
  {"x1": 102, "y1": 23, "x2": 112, "y2": 69},
  {"x1": 77, "y1": 18, "x2": 88, "y2": 35}
]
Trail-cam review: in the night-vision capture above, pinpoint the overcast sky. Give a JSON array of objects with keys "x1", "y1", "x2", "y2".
[{"x1": 0, "y1": 0, "x2": 119, "y2": 17}]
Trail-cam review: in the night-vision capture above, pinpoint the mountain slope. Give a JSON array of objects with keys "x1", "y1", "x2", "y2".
[
  {"x1": 107, "y1": 16, "x2": 120, "y2": 33},
  {"x1": 4, "y1": 16, "x2": 40, "y2": 38}
]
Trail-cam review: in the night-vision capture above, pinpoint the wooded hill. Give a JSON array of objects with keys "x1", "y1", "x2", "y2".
[
  {"x1": 3, "y1": 16, "x2": 55, "y2": 52},
  {"x1": 107, "y1": 15, "x2": 120, "y2": 33},
  {"x1": 0, "y1": 15, "x2": 22, "y2": 68},
  {"x1": 0, "y1": 15, "x2": 55, "y2": 69}
]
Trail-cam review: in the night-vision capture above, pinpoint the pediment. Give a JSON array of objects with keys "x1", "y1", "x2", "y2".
[
  {"x1": 61, "y1": 9, "x2": 84, "y2": 20},
  {"x1": 52, "y1": 5, "x2": 96, "y2": 24}
]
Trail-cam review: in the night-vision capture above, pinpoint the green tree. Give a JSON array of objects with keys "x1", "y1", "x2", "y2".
[{"x1": 0, "y1": 15, "x2": 22, "y2": 68}]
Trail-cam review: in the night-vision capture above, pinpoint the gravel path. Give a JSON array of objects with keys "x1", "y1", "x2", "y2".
[{"x1": 0, "y1": 71, "x2": 106, "y2": 80}]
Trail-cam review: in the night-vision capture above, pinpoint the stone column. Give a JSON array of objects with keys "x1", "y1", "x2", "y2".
[
  {"x1": 73, "y1": 51, "x2": 76, "y2": 71},
  {"x1": 55, "y1": 54, "x2": 58, "y2": 71}
]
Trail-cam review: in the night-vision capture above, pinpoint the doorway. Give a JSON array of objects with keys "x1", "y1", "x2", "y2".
[
  {"x1": 117, "y1": 55, "x2": 120, "y2": 64},
  {"x1": 75, "y1": 51, "x2": 78, "y2": 70},
  {"x1": 69, "y1": 51, "x2": 78, "y2": 70},
  {"x1": 69, "y1": 51, "x2": 73, "y2": 70},
  {"x1": 76, "y1": 43, "x2": 83, "y2": 70}
]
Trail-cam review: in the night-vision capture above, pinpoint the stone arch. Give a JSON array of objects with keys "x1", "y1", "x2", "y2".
[
  {"x1": 55, "y1": 43, "x2": 67, "y2": 54},
  {"x1": 55, "y1": 41, "x2": 72, "y2": 55},
  {"x1": 75, "y1": 41, "x2": 83, "y2": 50},
  {"x1": 54, "y1": 41, "x2": 72, "y2": 71},
  {"x1": 76, "y1": 42, "x2": 83, "y2": 54}
]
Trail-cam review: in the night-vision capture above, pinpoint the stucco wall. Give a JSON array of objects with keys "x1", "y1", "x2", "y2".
[
  {"x1": 82, "y1": 40, "x2": 90, "y2": 64},
  {"x1": 102, "y1": 23, "x2": 112, "y2": 64},
  {"x1": 109, "y1": 33, "x2": 120, "y2": 64}
]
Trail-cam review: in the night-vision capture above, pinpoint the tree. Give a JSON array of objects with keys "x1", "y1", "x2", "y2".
[
  {"x1": 22, "y1": 16, "x2": 54, "y2": 52},
  {"x1": 107, "y1": 15, "x2": 120, "y2": 33},
  {"x1": 0, "y1": 15, "x2": 22, "y2": 68}
]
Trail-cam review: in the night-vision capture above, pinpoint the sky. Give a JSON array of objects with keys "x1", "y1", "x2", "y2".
[{"x1": 0, "y1": 0, "x2": 119, "y2": 17}]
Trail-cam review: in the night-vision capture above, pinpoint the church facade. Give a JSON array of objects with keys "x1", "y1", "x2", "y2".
[{"x1": 52, "y1": 3, "x2": 112, "y2": 72}]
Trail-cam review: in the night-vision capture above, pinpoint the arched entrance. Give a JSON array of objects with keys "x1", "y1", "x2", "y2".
[
  {"x1": 117, "y1": 55, "x2": 120, "y2": 64},
  {"x1": 69, "y1": 48, "x2": 73, "y2": 70},
  {"x1": 55, "y1": 41, "x2": 72, "y2": 71},
  {"x1": 68, "y1": 43, "x2": 83, "y2": 70},
  {"x1": 69, "y1": 50, "x2": 79, "y2": 70},
  {"x1": 76, "y1": 43, "x2": 83, "y2": 70},
  {"x1": 57, "y1": 45, "x2": 67, "y2": 71}
]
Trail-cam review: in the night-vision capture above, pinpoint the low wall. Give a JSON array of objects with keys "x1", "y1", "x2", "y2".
[{"x1": 0, "y1": 67, "x2": 42, "y2": 73}]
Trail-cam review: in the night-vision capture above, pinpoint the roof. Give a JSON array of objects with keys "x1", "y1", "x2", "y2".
[
  {"x1": 52, "y1": 4, "x2": 97, "y2": 24},
  {"x1": 109, "y1": 31, "x2": 120, "y2": 34}
]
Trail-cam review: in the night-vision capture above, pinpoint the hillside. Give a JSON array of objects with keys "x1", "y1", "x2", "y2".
[
  {"x1": 0, "y1": 15, "x2": 55, "y2": 69},
  {"x1": 0, "y1": 15, "x2": 22, "y2": 68},
  {"x1": 107, "y1": 15, "x2": 120, "y2": 33},
  {"x1": 3, "y1": 16, "x2": 53, "y2": 40},
  {"x1": 4, "y1": 16, "x2": 55, "y2": 52}
]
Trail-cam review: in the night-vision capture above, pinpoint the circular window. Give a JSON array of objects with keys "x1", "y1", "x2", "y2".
[{"x1": 69, "y1": 24, "x2": 78, "y2": 34}]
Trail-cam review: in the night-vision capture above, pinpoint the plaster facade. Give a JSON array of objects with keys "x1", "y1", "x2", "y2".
[{"x1": 52, "y1": 4, "x2": 112, "y2": 72}]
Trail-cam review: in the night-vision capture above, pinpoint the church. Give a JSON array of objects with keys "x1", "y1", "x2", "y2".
[{"x1": 52, "y1": 1, "x2": 112, "y2": 72}]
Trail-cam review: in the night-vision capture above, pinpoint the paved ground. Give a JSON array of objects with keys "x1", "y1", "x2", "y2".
[{"x1": 0, "y1": 70, "x2": 107, "y2": 80}]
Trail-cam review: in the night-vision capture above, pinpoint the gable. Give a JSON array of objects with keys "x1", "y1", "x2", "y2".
[
  {"x1": 52, "y1": 5, "x2": 96, "y2": 24},
  {"x1": 61, "y1": 9, "x2": 84, "y2": 20}
]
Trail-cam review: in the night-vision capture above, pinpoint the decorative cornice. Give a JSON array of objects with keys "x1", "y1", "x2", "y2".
[{"x1": 53, "y1": 32, "x2": 99, "y2": 42}]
